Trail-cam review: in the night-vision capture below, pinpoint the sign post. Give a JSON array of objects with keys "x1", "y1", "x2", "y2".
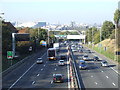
[{"x1": 7, "y1": 51, "x2": 13, "y2": 66}]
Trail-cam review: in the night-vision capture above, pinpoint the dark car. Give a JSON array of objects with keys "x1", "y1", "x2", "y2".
[
  {"x1": 93, "y1": 56, "x2": 99, "y2": 61},
  {"x1": 88, "y1": 50, "x2": 91, "y2": 53},
  {"x1": 53, "y1": 74, "x2": 64, "y2": 83},
  {"x1": 79, "y1": 49, "x2": 83, "y2": 53},
  {"x1": 60, "y1": 55, "x2": 66, "y2": 59},
  {"x1": 79, "y1": 60, "x2": 87, "y2": 69}
]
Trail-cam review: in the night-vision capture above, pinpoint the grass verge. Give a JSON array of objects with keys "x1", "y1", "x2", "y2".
[{"x1": 85, "y1": 44, "x2": 120, "y2": 64}]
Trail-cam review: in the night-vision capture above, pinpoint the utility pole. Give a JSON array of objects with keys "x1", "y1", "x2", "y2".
[
  {"x1": 100, "y1": 27, "x2": 102, "y2": 53},
  {"x1": 47, "y1": 29, "x2": 50, "y2": 47},
  {"x1": 92, "y1": 28, "x2": 93, "y2": 49}
]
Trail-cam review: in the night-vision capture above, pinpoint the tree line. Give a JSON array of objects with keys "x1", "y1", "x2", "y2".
[{"x1": 86, "y1": 9, "x2": 120, "y2": 45}]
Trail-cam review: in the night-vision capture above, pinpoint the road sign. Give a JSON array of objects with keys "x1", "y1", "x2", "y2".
[{"x1": 7, "y1": 51, "x2": 13, "y2": 59}]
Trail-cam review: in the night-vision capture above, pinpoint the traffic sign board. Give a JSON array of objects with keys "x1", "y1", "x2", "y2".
[{"x1": 7, "y1": 51, "x2": 13, "y2": 59}]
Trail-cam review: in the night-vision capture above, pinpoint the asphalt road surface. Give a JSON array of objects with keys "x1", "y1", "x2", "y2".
[
  {"x1": 2, "y1": 46, "x2": 69, "y2": 89},
  {"x1": 72, "y1": 46, "x2": 119, "y2": 89}
]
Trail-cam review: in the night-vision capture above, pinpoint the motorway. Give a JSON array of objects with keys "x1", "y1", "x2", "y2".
[
  {"x1": 72, "y1": 45, "x2": 119, "y2": 89},
  {"x1": 2, "y1": 44, "x2": 120, "y2": 89},
  {"x1": 2, "y1": 46, "x2": 69, "y2": 89}
]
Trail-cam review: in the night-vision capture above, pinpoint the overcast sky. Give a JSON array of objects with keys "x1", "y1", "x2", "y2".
[{"x1": 0, "y1": 0, "x2": 119, "y2": 25}]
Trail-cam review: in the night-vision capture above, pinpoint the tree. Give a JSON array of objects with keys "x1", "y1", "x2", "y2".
[
  {"x1": 101, "y1": 21, "x2": 115, "y2": 40},
  {"x1": 114, "y1": 9, "x2": 120, "y2": 28}
]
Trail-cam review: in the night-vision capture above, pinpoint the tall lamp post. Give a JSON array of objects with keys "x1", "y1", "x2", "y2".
[
  {"x1": 100, "y1": 27, "x2": 102, "y2": 53},
  {"x1": 47, "y1": 29, "x2": 50, "y2": 47}
]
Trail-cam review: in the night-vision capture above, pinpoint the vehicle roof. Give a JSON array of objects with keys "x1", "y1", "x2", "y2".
[
  {"x1": 48, "y1": 48, "x2": 56, "y2": 50},
  {"x1": 38, "y1": 58, "x2": 42, "y2": 59},
  {"x1": 53, "y1": 74, "x2": 62, "y2": 76},
  {"x1": 102, "y1": 60, "x2": 107, "y2": 62},
  {"x1": 59, "y1": 60, "x2": 64, "y2": 61},
  {"x1": 79, "y1": 60, "x2": 85, "y2": 62}
]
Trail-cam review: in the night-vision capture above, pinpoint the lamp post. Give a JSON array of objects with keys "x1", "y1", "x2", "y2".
[
  {"x1": 100, "y1": 27, "x2": 102, "y2": 53},
  {"x1": 92, "y1": 28, "x2": 93, "y2": 49},
  {"x1": 47, "y1": 29, "x2": 50, "y2": 47}
]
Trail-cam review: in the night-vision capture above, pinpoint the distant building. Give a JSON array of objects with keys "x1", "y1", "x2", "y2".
[{"x1": 33, "y1": 22, "x2": 46, "y2": 28}]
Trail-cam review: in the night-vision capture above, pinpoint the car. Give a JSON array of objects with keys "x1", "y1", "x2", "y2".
[
  {"x1": 101, "y1": 60, "x2": 108, "y2": 67},
  {"x1": 53, "y1": 74, "x2": 64, "y2": 83},
  {"x1": 60, "y1": 55, "x2": 66, "y2": 59},
  {"x1": 79, "y1": 60, "x2": 87, "y2": 69},
  {"x1": 88, "y1": 50, "x2": 91, "y2": 53},
  {"x1": 82, "y1": 55, "x2": 89, "y2": 60},
  {"x1": 79, "y1": 49, "x2": 83, "y2": 53},
  {"x1": 58, "y1": 60, "x2": 65, "y2": 66},
  {"x1": 79, "y1": 46, "x2": 83, "y2": 48},
  {"x1": 36, "y1": 58, "x2": 43, "y2": 64},
  {"x1": 93, "y1": 56, "x2": 99, "y2": 61}
]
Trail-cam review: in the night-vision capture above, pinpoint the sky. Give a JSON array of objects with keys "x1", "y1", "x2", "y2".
[{"x1": 0, "y1": 0, "x2": 120, "y2": 25}]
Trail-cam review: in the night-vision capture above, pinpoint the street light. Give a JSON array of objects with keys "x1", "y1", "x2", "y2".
[
  {"x1": 47, "y1": 29, "x2": 50, "y2": 47},
  {"x1": 100, "y1": 27, "x2": 102, "y2": 53}
]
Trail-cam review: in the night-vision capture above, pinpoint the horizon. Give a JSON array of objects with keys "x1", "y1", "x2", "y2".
[{"x1": 1, "y1": 0, "x2": 119, "y2": 25}]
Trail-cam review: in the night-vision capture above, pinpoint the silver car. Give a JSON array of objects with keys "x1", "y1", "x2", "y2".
[
  {"x1": 58, "y1": 60, "x2": 65, "y2": 66},
  {"x1": 101, "y1": 60, "x2": 108, "y2": 67},
  {"x1": 36, "y1": 58, "x2": 43, "y2": 64}
]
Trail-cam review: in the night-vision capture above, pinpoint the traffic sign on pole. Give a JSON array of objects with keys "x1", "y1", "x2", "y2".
[{"x1": 7, "y1": 51, "x2": 13, "y2": 59}]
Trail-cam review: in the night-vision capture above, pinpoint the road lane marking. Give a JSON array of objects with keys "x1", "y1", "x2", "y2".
[
  {"x1": 110, "y1": 67, "x2": 120, "y2": 75},
  {"x1": 50, "y1": 81, "x2": 53, "y2": 84},
  {"x1": 91, "y1": 76, "x2": 93, "y2": 78},
  {"x1": 41, "y1": 68, "x2": 43, "y2": 71},
  {"x1": 55, "y1": 68, "x2": 57, "y2": 70},
  {"x1": 8, "y1": 52, "x2": 47, "y2": 90},
  {"x1": 44, "y1": 65, "x2": 46, "y2": 67},
  {"x1": 32, "y1": 81, "x2": 35, "y2": 85},
  {"x1": 112, "y1": 83, "x2": 116, "y2": 86},
  {"x1": 94, "y1": 82, "x2": 98, "y2": 85},
  {"x1": 106, "y1": 76, "x2": 109, "y2": 78},
  {"x1": 101, "y1": 71, "x2": 103, "y2": 72},
  {"x1": 8, "y1": 63, "x2": 36, "y2": 90},
  {"x1": 37, "y1": 74, "x2": 40, "y2": 76}
]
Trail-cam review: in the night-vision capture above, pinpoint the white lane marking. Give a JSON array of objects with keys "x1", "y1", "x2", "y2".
[
  {"x1": 55, "y1": 68, "x2": 57, "y2": 70},
  {"x1": 44, "y1": 65, "x2": 46, "y2": 67},
  {"x1": 91, "y1": 76, "x2": 93, "y2": 78},
  {"x1": 94, "y1": 82, "x2": 98, "y2": 85},
  {"x1": 8, "y1": 63, "x2": 36, "y2": 90},
  {"x1": 110, "y1": 67, "x2": 120, "y2": 75},
  {"x1": 101, "y1": 71, "x2": 103, "y2": 72},
  {"x1": 8, "y1": 52, "x2": 47, "y2": 90},
  {"x1": 88, "y1": 70, "x2": 90, "y2": 72},
  {"x1": 32, "y1": 81, "x2": 35, "y2": 85},
  {"x1": 106, "y1": 76, "x2": 109, "y2": 78},
  {"x1": 41, "y1": 68, "x2": 43, "y2": 71},
  {"x1": 37, "y1": 74, "x2": 40, "y2": 76},
  {"x1": 92, "y1": 51, "x2": 119, "y2": 75},
  {"x1": 112, "y1": 83, "x2": 116, "y2": 86},
  {"x1": 50, "y1": 81, "x2": 53, "y2": 84}
]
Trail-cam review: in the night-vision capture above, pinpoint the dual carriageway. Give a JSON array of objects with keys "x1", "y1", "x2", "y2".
[{"x1": 2, "y1": 42, "x2": 119, "y2": 89}]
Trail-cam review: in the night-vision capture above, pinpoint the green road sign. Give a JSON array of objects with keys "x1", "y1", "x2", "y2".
[{"x1": 7, "y1": 51, "x2": 13, "y2": 59}]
